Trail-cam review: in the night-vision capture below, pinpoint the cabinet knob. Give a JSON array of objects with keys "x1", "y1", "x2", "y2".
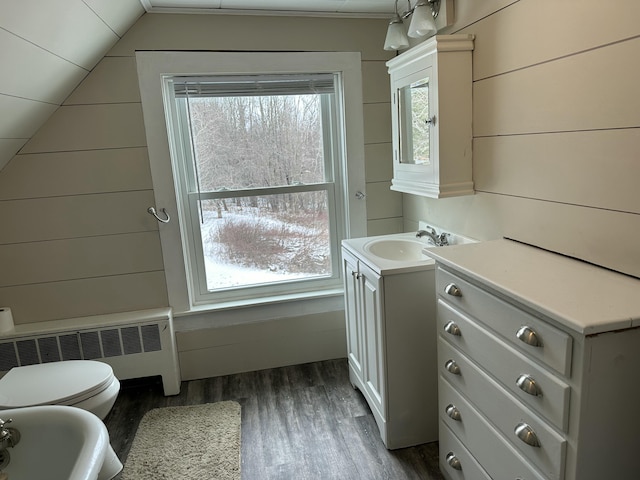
[
  {"x1": 445, "y1": 359, "x2": 461, "y2": 375},
  {"x1": 516, "y1": 326, "x2": 543, "y2": 347},
  {"x1": 444, "y1": 283, "x2": 462, "y2": 297},
  {"x1": 515, "y1": 422, "x2": 541, "y2": 447},
  {"x1": 351, "y1": 271, "x2": 362, "y2": 279},
  {"x1": 445, "y1": 404, "x2": 462, "y2": 421},
  {"x1": 445, "y1": 452, "x2": 462, "y2": 470},
  {"x1": 516, "y1": 374, "x2": 542, "y2": 397},
  {"x1": 444, "y1": 321, "x2": 462, "y2": 336}
]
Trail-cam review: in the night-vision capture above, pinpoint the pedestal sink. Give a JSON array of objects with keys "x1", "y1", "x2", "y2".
[
  {"x1": 363, "y1": 238, "x2": 428, "y2": 261},
  {"x1": 0, "y1": 405, "x2": 122, "y2": 480}
]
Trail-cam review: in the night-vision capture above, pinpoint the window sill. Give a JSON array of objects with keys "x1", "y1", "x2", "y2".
[{"x1": 172, "y1": 288, "x2": 345, "y2": 332}]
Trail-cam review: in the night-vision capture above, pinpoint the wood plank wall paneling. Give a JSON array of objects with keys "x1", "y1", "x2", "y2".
[
  {"x1": 473, "y1": 37, "x2": 640, "y2": 137},
  {"x1": 0, "y1": 96, "x2": 59, "y2": 139},
  {"x1": 0, "y1": 140, "x2": 26, "y2": 170},
  {"x1": 0, "y1": 0, "x2": 143, "y2": 168},
  {"x1": 176, "y1": 312, "x2": 347, "y2": 380},
  {"x1": 83, "y1": 0, "x2": 145, "y2": 37},
  {"x1": 0, "y1": 271, "x2": 168, "y2": 324},
  {"x1": 0, "y1": 148, "x2": 152, "y2": 200},
  {"x1": 474, "y1": 130, "x2": 640, "y2": 214},
  {"x1": 0, "y1": 232, "x2": 164, "y2": 288},
  {"x1": 0, "y1": 28, "x2": 88, "y2": 105},
  {"x1": 109, "y1": 14, "x2": 392, "y2": 61},
  {"x1": 404, "y1": 0, "x2": 640, "y2": 279},
  {"x1": 362, "y1": 98, "x2": 402, "y2": 231},
  {"x1": 21, "y1": 103, "x2": 147, "y2": 154},
  {"x1": 64, "y1": 57, "x2": 141, "y2": 105},
  {"x1": 365, "y1": 143, "x2": 393, "y2": 183},
  {"x1": 464, "y1": 0, "x2": 640, "y2": 81},
  {"x1": 0, "y1": 11, "x2": 395, "y2": 375},
  {"x1": 0, "y1": 191, "x2": 158, "y2": 244},
  {"x1": 0, "y1": 0, "x2": 120, "y2": 70}
]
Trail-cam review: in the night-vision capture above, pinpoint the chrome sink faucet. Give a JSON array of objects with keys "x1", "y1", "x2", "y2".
[
  {"x1": 416, "y1": 226, "x2": 449, "y2": 247},
  {"x1": 0, "y1": 418, "x2": 19, "y2": 450}
]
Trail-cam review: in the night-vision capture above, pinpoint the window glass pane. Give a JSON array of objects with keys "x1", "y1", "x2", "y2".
[
  {"x1": 185, "y1": 94, "x2": 328, "y2": 191},
  {"x1": 197, "y1": 191, "x2": 332, "y2": 291}
]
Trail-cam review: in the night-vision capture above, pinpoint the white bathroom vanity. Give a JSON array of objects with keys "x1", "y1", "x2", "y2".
[
  {"x1": 341, "y1": 226, "x2": 475, "y2": 449},
  {"x1": 342, "y1": 232, "x2": 438, "y2": 449},
  {"x1": 424, "y1": 238, "x2": 640, "y2": 480}
]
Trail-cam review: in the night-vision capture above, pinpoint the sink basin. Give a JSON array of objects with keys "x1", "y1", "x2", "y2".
[
  {"x1": 364, "y1": 238, "x2": 428, "y2": 261},
  {"x1": 0, "y1": 405, "x2": 122, "y2": 480}
]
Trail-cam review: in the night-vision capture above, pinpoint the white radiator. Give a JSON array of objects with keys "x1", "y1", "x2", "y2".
[{"x1": 0, "y1": 308, "x2": 181, "y2": 396}]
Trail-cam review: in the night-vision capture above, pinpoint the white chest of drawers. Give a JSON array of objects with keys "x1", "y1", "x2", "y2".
[{"x1": 424, "y1": 239, "x2": 640, "y2": 480}]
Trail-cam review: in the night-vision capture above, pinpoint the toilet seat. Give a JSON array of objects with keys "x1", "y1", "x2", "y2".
[{"x1": 0, "y1": 360, "x2": 116, "y2": 409}]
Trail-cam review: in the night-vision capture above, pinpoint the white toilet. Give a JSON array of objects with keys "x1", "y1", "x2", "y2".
[{"x1": 0, "y1": 360, "x2": 120, "y2": 420}]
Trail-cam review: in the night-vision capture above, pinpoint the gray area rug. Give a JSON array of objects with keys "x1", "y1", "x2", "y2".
[{"x1": 121, "y1": 401, "x2": 241, "y2": 480}]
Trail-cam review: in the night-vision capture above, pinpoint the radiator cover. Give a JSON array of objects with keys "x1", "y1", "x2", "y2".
[{"x1": 0, "y1": 308, "x2": 180, "y2": 396}]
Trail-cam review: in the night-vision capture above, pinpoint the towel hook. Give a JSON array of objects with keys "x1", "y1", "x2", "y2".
[{"x1": 148, "y1": 206, "x2": 170, "y2": 224}]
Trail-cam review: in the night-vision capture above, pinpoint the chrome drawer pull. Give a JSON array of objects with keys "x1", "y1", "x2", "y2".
[
  {"x1": 445, "y1": 404, "x2": 462, "y2": 421},
  {"x1": 444, "y1": 283, "x2": 462, "y2": 297},
  {"x1": 446, "y1": 452, "x2": 462, "y2": 470},
  {"x1": 516, "y1": 326, "x2": 543, "y2": 347},
  {"x1": 444, "y1": 321, "x2": 461, "y2": 336},
  {"x1": 516, "y1": 374, "x2": 542, "y2": 397},
  {"x1": 515, "y1": 422, "x2": 541, "y2": 447},
  {"x1": 445, "y1": 360, "x2": 461, "y2": 375}
]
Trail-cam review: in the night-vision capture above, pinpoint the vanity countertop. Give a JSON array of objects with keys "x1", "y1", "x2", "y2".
[
  {"x1": 423, "y1": 238, "x2": 640, "y2": 335},
  {"x1": 342, "y1": 232, "x2": 436, "y2": 276}
]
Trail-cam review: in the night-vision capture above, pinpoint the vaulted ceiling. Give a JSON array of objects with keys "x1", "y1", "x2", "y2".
[{"x1": 0, "y1": 0, "x2": 395, "y2": 172}]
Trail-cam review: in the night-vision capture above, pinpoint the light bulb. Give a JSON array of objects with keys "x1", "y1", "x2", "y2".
[
  {"x1": 408, "y1": 2, "x2": 437, "y2": 38},
  {"x1": 384, "y1": 16, "x2": 409, "y2": 51}
]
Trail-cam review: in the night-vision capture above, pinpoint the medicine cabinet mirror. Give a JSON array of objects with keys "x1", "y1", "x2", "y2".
[{"x1": 387, "y1": 34, "x2": 474, "y2": 198}]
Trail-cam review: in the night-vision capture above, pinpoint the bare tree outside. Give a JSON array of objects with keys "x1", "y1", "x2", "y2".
[{"x1": 184, "y1": 94, "x2": 333, "y2": 290}]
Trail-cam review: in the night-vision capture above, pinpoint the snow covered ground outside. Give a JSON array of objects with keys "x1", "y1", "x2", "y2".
[{"x1": 198, "y1": 208, "x2": 331, "y2": 291}]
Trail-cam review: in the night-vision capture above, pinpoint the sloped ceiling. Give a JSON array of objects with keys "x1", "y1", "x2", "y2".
[
  {"x1": 0, "y1": 0, "x2": 146, "y2": 172},
  {"x1": 0, "y1": 0, "x2": 395, "y2": 172}
]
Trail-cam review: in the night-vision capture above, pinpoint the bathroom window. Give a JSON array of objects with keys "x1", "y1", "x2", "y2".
[
  {"x1": 136, "y1": 52, "x2": 366, "y2": 313},
  {"x1": 167, "y1": 74, "x2": 345, "y2": 304}
]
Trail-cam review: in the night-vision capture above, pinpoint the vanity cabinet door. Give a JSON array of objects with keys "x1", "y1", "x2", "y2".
[
  {"x1": 360, "y1": 262, "x2": 386, "y2": 421},
  {"x1": 341, "y1": 238, "x2": 438, "y2": 449},
  {"x1": 341, "y1": 247, "x2": 387, "y2": 422},
  {"x1": 342, "y1": 248, "x2": 364, "y2": 385}
]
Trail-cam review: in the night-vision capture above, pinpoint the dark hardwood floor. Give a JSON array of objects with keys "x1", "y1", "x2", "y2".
[{"x1": 104, "y1": 358, "x2": 445, "y2": 480}]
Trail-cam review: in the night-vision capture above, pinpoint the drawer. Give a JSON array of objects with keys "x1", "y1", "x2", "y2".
[
  {"x1": 438, "y1": 300, "x2": 570, "y2": 431},
  {"x1": 438, "y1": 379, "x2": 548, "y2": 480},
  {"x1": 437, "y1": 266, "x2": 572, "y2": 376},
  {"x1": 439, "y1": 422, "x2": 492, "y2": 480},
  {"x1": 439, "y1": 370, "x2": 566, "y2": 479}
]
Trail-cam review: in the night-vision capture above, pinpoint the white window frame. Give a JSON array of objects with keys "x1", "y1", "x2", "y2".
[{"x1": 136, "y1": 51, "x2": 367, "y2": 315}]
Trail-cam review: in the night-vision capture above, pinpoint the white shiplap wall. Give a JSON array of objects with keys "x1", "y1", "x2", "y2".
[
  {"x1": 4, "y1": 0, "x2": 637, "y2": 378},
  {"x1": 0, "y1": 11, "x2": 399, "y2": 377},
  {"x1": 0, "y1": 0, "x2": 145, "y2": 170},
  {"x1": 405, "y1": 0, "x2": 640, "y2": 279}
]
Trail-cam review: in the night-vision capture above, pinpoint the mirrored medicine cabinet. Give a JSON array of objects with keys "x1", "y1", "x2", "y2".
[{"x1": 387, "y1": 34, "x2": 475, "y2": 198}]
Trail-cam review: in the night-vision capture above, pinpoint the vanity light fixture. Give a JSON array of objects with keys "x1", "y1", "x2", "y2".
[
  {"x1": 383, "y1": 0, "x2": 410, "y2": 51},
  {"x1": 408, "y1": 0, "x2": 440, "y2": 38},
  {"x1": 383, "y1": 0, "x2": 447, "y2": 51}
]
